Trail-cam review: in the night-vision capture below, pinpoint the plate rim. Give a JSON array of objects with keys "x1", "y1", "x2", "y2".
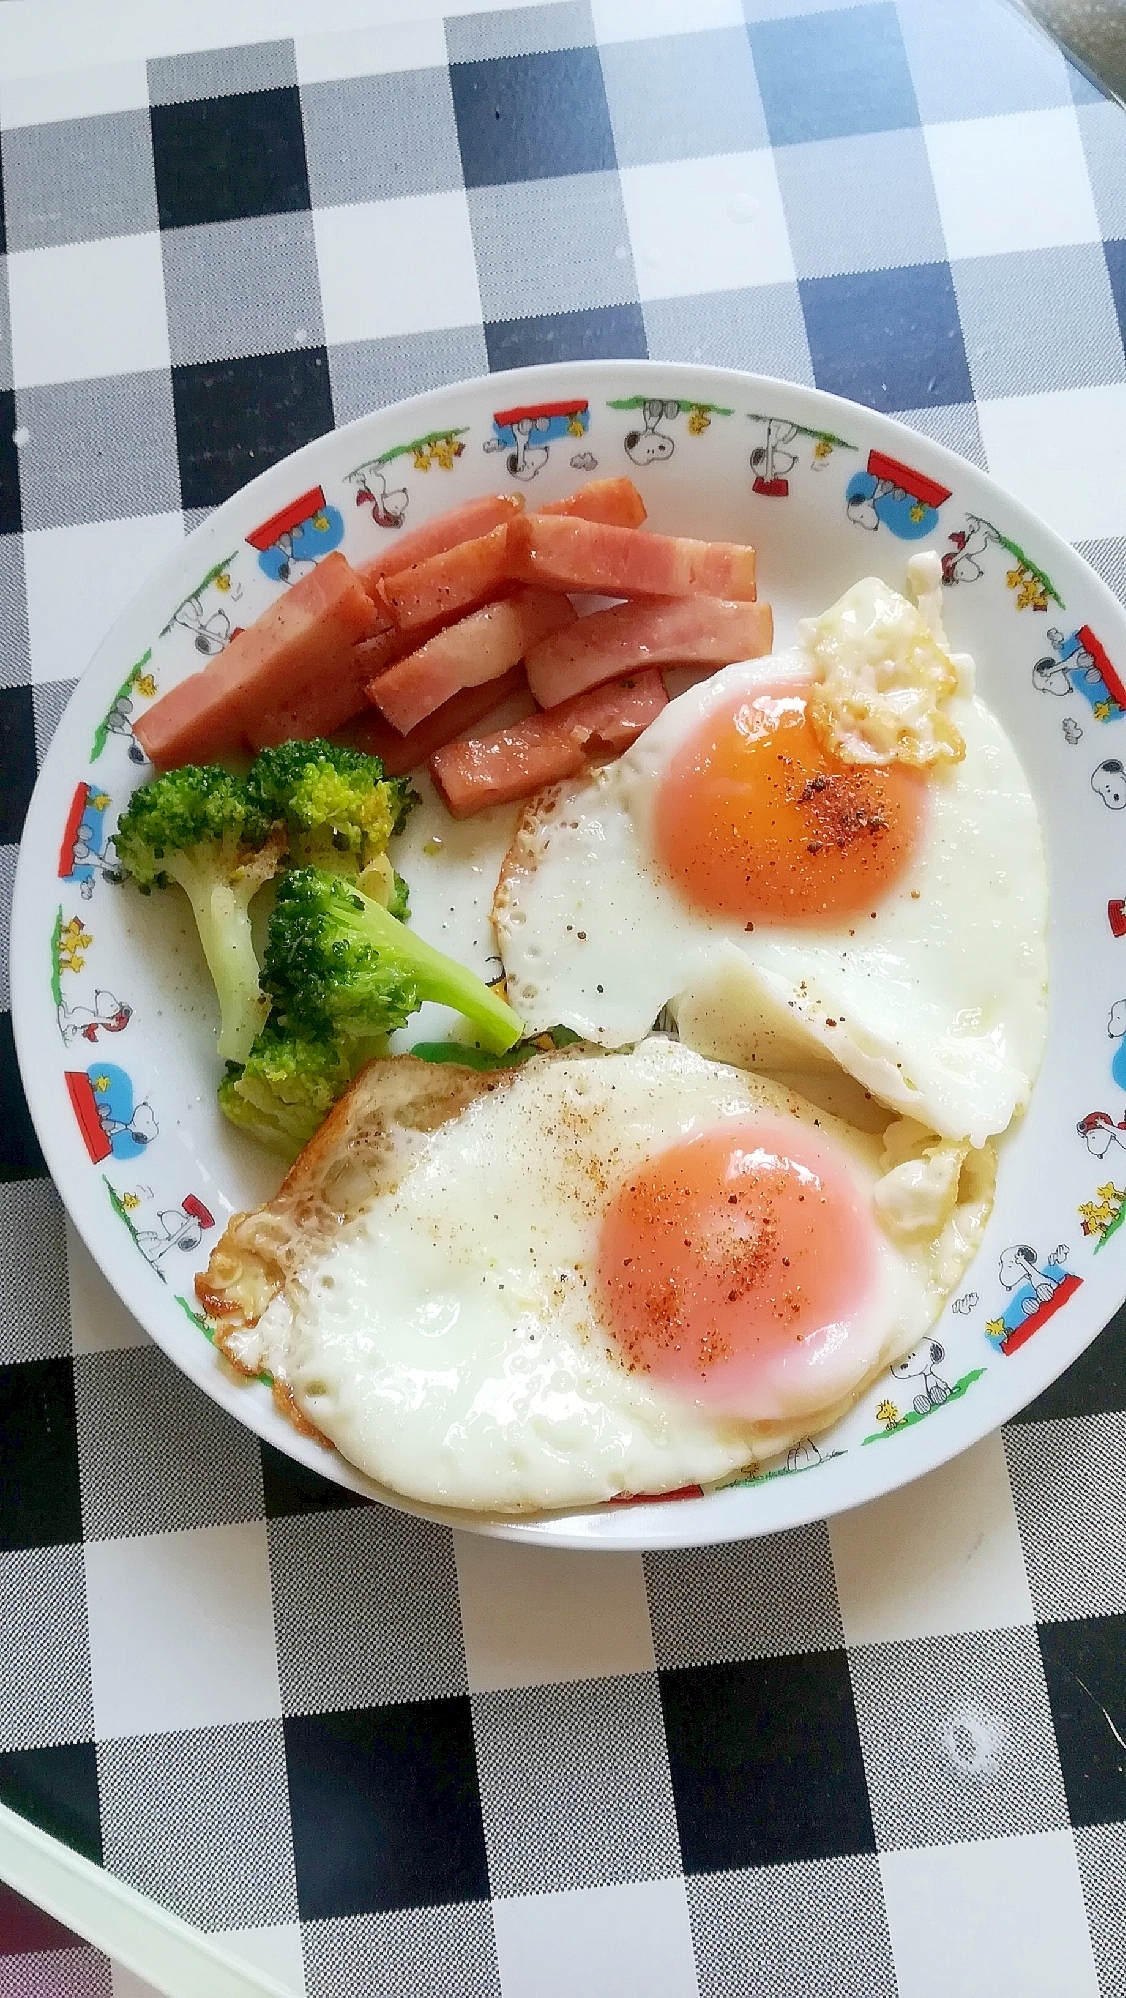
[{"x1": 12, "y1": 355, "x2": 1126, "y2": 1550}]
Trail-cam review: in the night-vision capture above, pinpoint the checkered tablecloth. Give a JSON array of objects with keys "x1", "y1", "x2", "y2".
[{"x1": 2, "y1": 2, "x2": 1126, "y2": 1992}]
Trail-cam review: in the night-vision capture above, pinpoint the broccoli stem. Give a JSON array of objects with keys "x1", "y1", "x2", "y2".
[
  {"x1": 163, "y1": 857, "x2": 269, "y2": 1062},
  {"x1": 354, "y1": 891, "x2": 522, "y2": 1053}
]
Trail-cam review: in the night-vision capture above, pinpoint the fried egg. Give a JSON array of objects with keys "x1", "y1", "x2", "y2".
[
  {"x1": 251, "y1": 1040, "x2": 993, "y2": 1513},
  {"x1": 495, "y1": 573, "x2": 1048, "y2": 1147}
]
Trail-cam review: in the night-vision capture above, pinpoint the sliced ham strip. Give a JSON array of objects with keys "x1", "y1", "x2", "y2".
[
  {"x1": 430, "y1": 671, "x2": 668, "y2": 819},
  {"x1": 526, "y1": 596, "x2": 774, "y2": 709},
  {"x1": 507, "y1": 512, "x2": 757, "y2": 602},
  {"x1": 376, "y1": 523, "x2": 512, "y2": 631},
  {"x1": 354, "y1": 493, "x2": 524, "y2": 598},
  {"x1": 537, "y1": 477, "x2": 646, "y2": 527},
  {"x1": 135, "y1": 552, "x2": 383, "y2": 769},
  {"x1": 246, "y1": 620, "x2": 435, "y2": 749},
  {"x1": 336, "y1": 667, "x2": 528, "y2": 776},
  {"x1": 369, "y1": 587, "x2": 577, "y2": 735}
]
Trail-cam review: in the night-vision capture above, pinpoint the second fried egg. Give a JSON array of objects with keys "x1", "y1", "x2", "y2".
[{"x1": 495, "y1": 584, "x2": 1048, "y2": 1147}]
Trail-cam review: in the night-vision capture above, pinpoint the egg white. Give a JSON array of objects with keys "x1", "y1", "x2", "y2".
[
  {"x1": 254, "y1": 1040, "x2": 993, "y2": 1514},
  {"x1": 494, "y1": 654, "x2": 1048, "y2": 1148}
]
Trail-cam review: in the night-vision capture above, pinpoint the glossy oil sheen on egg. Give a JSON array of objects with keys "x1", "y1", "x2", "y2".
[
  {"x1": 256, "y1": 1041, "x2": 985, "y2": 1514},
  {"x1": 494, "y1": 653, "x2": 1048, "y2": 1147}
]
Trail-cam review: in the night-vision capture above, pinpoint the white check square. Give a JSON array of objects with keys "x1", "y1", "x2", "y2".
[
  {"x1": 455, "y1": 1535, "x2": 654, "y2": 1692},
  {"x1": 977, "y1": 385, "x2": 1126, "y2": 542},
  {"x1": 313, "y1": 194, "x2": 482, "y2": 345},
  {"x1": 23, "y1": 514, "x2": 185, "y2": 688},
  {"x1": 493, "y1": 1877, "x2": 698, "y2": 1998},
  {"x1": 592, "y1": 0, "x2": 744, "y2": 39},
  {"x1": 881, "y1": 1831, "x2": 1099, "y2": 1998},
  {"x1": 830, "y1": 1433, "x2": 1034, "y2": 1645},
  {"x1": 85, "y1": 1522, "x2": 281, "y2": 1739},
  {"x1": 620, "y1": 152, "x2": 794, "y2": 300},
  {"x1": 8, "y1": 233, "x2": 170, "y2": 388},
  {"x1": 925, "y1": 108, "x2": 1100, "y2": 259}
]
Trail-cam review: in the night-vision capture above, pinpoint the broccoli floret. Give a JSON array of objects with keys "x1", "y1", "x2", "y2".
[
  {"x1": 246, "y1": 740, "x2": 414, "y2": 879},
  {"x1": 264, "y1": 866, "x2": 524, "y2": 1056},
  {"x1": 217, "y1": 1024, "x2": 383, "y2": 1159},
  {"x1": 114, "y1": 766, "x2": 284, "y2": 1063}
]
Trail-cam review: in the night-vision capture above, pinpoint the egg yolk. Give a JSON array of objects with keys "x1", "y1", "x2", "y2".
[
  {"x1": 597, "y1": 1119, "x2": 874, "y2": 1414},
  {"x1": 654, "y1": 684, "x2": 925, "y2": 924}
]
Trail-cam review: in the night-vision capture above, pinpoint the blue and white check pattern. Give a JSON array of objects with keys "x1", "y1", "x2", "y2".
[{"x1": 2, "y1": 3, "x2": 1126, "y2": 1994}]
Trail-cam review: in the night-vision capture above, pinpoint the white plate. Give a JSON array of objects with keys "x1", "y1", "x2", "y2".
[{"x1": 12, "y1": 360, "x2": 1126, "y2": 1549}]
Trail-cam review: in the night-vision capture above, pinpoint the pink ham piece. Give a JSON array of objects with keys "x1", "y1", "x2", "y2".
[
  {"x1": 526, "y1": 596, "x2": 774, "y2": 709},
  {"x1": 430, "y1": 671, "x2": 668, "y2": 819},
  {"x1": 354, "y1": 493, "x2": 525, "y2": 599},
  {"x1": 376, "y1": 523, "x2": 512, "y2": 631},
  {"x1": 538, "y1": 477, "x2": 646, "y2": 527},
  {"x1": 134, "y1": 552, "x2": 384, "y2": 769},
  {"x1": 369, "y1": 587, "x2": 577, "y2": 735},
  {"x1": 337, "y1": 666, "x2": 528, "y2": 777},
  {"x1": 507, "y1": 512, "x2": 757, "y2": 602}
]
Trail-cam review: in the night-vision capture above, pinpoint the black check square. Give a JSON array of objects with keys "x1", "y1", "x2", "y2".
[
  {"x1": 1040, "y1": 1613, "x2": 1126, "y2": 1826},
  {"x1": 450, "y1": 47, "x2": 616, "y2": 187},
  {"x1": 0, "y1": 684, "x2": 36, "y2": 845},
  {"x1": 800, "y1": 262, "x2": 973, "y2": 412},
  {"x1": 150, "y1": 87, "x2": 311, "y2": 230},
  {"x1": 484, "y1": 302, "x2": 646, "y2": 370},
  {"x1": 0, "y1": 1023, "x2": 46, "y2": 1179},
  {"x1": 0, "y1": 389, "x2": 21, "y2": 536},
  {"x1": 171, "y1": 347, "x2": 333, "y2": 510},
  {"x1": 0, "y1": 1357, "x2": 82, "y2": 1552},
  {"x1": 748, "y1": 2, "x2": 920, "y2": 147},
  {"x1": 0, "y1": 1742, "x2": 101, "y2": 1864},
  {"x1": 285, "y1": 1700, "x2": 489, "y2": 1919},
  {"x1": 661, "y1": 1651, "x2": 874, "y2": 1872},
  {"x1": 259, "y1": 1438, "x2": 370, "y2": 1519}
]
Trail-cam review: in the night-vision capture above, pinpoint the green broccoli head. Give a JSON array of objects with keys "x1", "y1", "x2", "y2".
[
  {"x1": 114, "y1": 765, "x2": 275, "y2": 887},
  {"x1": 264, "y1": 866, "x2": 524, "y2": 1056},
  {"x1": 246, "y1": 740, "x2": 414, "y2": 878},
  {"x1": 217, "y1": 1024, "x2": 381, "y2": 1159},
  {"x1": 114, "y1": 766, "x2": 283, "y2": 1063}
]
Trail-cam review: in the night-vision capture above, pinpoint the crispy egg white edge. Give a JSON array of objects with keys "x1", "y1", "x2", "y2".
[
  {"x1": 252, "y1": 1041, "x2": 992, "y2": 1515},
  {"x1": 494, "y1": 653, "x2": 1048, "y2": 1148}
]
